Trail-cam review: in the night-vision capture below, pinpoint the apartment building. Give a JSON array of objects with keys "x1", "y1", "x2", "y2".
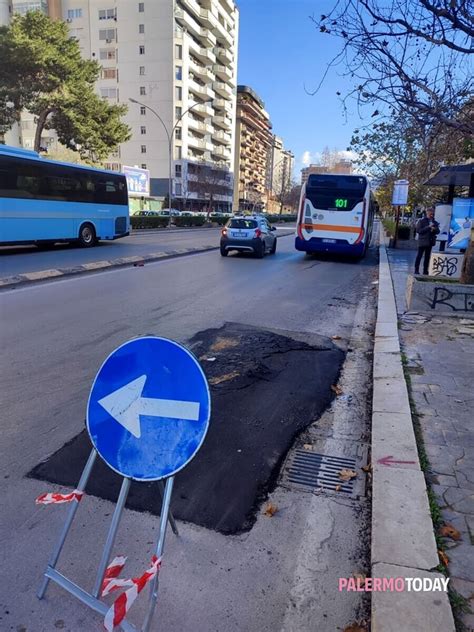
[
  {"x1": 267, "y1": 134, "x2": 294, "y2": 202},
  {"x1": 301, "y1": 159, "x2": 353, "y2": 186},
  {"x1": 233, "y1": 85, "x2": 272, "y2": 212},
  {"x1": 58, "y1": 0, "x2": 238, "y2": 210},
  {"x1": 3, "y1": 0, "x2": 239, "y2": 211}
]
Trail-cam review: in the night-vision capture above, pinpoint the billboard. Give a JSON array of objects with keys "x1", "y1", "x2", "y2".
[
  {"x1": 123, "y1": 165, "x2": 150, "y2": 198},
  {"x1": 448, "y1": 198, "x2": 474, "y2": 250}
]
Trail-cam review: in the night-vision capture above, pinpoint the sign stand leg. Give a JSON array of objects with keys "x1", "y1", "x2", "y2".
[
  {"x1": 92, "y1": 476, "x2": 132, "y2": 598},
  {"x1": 158, "y1": 480, "x2": 179, "y2": 536},
  {"x1": 142, "y1": 476, "x2": 175, "y2": 632},
  {"x1": 37, "y1": 448, "x2": 98, "y2": 600}
]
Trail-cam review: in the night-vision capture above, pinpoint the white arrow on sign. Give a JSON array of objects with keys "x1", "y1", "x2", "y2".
[{"x1": 98, "y1": 374, "x2": 200, "y2": 439}]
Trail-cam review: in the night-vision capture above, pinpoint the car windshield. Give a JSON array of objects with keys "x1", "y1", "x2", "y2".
[{"x1": 229, "y1": 219, "x2": 258, "y2": 229}]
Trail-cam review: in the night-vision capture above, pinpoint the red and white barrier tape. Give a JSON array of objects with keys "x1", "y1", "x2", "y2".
[
  {"x1": 35, "y1": 490, "x2": 84, "y2": 505},
  {"x1": 103, "y1": 555, "x2": 161, "y2": 631}
]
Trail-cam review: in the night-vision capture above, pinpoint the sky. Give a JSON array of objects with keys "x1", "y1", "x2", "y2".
[{"x1": 236, "y1": 0, "x2": 365, "y2": 177}]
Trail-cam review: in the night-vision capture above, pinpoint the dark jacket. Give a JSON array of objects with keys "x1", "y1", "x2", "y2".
[{"x1": 416, "y1": 217, "x2": 440, "y2": 247}]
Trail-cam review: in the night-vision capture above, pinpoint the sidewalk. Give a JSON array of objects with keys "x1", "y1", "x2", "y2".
[{"x1": 387, "y1": 245, "x2": 474, "y2": 630}]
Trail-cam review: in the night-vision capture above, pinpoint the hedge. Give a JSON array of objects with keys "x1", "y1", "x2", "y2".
[
  {"x1": 173, "y1": 216, "x2": 206, "y2": 227},
  {"x1": 130, "y1": 216, "x2": 169, "y2": 229},
  {"x1": 267, "y1": 214, "x2": 297, "y2": 223}
]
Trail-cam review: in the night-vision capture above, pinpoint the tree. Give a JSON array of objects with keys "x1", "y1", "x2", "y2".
[
  {"x1": 191, "y1": 160, "x2": 233, "y2": 215},
  {"x1": 349, "y1": 110, "x2": 473, "y2": 213},
  {"x1": 0, "y1": 12, "x2": 130, "y2": 161},
  {"x1": 311, "y1": 1, "x2": 473, "y2": 134}
]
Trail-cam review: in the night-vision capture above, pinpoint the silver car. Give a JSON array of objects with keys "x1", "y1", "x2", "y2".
[{"x1": 220, "y1": 216, "x2": 277, "y2": 258}]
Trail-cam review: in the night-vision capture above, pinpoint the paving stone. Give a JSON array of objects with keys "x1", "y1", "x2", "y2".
[
  {"x1": 455, "y1": 468, "x2": 474, "y2": 492},
  {"x1": 466, "y1": 515, "x2": 474, "y2": 544},
  {"x1": 448, "y1": 577, "x2": 474, "y2": 602},
  {"x1": 444, "y1": 487, "x2": 474, "y2": 514},
  {"x1": 447, "y1": 544, "x2": 474, "y2": 582},
  {"x1": 431, "y1": 484, "x2": 450, "y2": 509},
  {"x1": 435, "y1": 474, "x2": 459, "y2": 487},
  {"x1": 444, "y1": 430, "x2": 474, "y2": 448}
]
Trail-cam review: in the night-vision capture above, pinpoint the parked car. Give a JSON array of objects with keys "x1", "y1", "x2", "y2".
[
  {"x1": 159, "y1": 208, "x2": 182, "y2": 217},
  {"x1": 220, "y1": 215, "x2": 277, "y2": 258},
  {"x1": 133, "y1": 210, "x2": 160, "y2": 216}
]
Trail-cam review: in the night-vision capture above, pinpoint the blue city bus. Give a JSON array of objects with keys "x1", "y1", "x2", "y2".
[
  {"x1": 295, "y1": 173, "x2": 375, "y2": 258},
  {"x1": 0, "y1": 145, "x2": 129, "y2": 248}
]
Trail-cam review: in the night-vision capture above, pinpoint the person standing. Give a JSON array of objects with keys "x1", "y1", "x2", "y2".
[{"x1": 414, "y1": 208, "x2": 440, "y2": 275}]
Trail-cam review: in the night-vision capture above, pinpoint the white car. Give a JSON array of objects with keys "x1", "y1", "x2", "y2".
[{"x1": 159, "y1": 208, "x2": 181, "y2": 217}]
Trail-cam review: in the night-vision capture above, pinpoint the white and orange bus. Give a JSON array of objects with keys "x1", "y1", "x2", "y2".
[{"x1": 295, "y1": 173, "x2": 375, "y2": 258}]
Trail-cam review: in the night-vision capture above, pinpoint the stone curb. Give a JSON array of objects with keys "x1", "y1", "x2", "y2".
[
  {"x1": 371, "y1": 238, "x2": 456, "y2": 630},
  {"x1": 0, "y1": 245, "x2": 219, "y2": 289}
]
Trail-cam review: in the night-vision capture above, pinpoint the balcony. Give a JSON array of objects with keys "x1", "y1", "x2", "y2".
[
  {"x1": 213, "y1": 115, "x2": 232, "y2": 130},
  {"x1": 192, "y1": 102, "x2": 214, "y2": 118},
  {"x1": 213, "y1": 64, "x2": 233, "y2": 84},
  {"x1": 189, "y1": 42, "x2": 216, "y2": 65},
  {"x1": 189, "y1": 79, "x2": 215, "y2": 101},
  {"x1": 211, "y1": 146, "x2": 231, "y2": 159},
  {"x1": 200, "y1": 27, "x2": 217, "y2": 48},
  {"x1": 189, "y1": 59, "x2": 215, "y2": 83},
  {"x1": 174, "y1": 8, "x2": 202, "y2": 41},
  {"x1": 215, "y1": 46, "x2": 233, "y2": 65},
  {"x1": 212, "y1": 129, "x2": 231, "y2": 145},
  {"x1": 213, "y1": 81, "x2": 233, "y2": 99},
  {"x1": 181, "y1": 0, "x2": 201, "y2": 19},
  {"x1": 213, "y1": 98, "x2": 232, "y2": 113},
  {"x1": 189, "y1": 135, "x2": 213, "y2": 152},
  {"x1": 188, "y1": 117, "x2": 212, "y2": 134}
]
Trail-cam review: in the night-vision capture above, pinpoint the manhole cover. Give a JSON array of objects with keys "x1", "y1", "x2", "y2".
[{"x1": 285, "y1": 449, "x2": 357, "y2": 495}]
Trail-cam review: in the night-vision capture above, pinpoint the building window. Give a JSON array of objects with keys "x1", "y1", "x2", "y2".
[
  {"x1": 141, "y1": 145, "x2": 147, "y2": 154},
  {"x1": 175, "y1": 106, "x2": 182, "y2": 119},
  {"x1": 175, "y1": 164, "x2": 182, "y2": 177},
  {"x1": 175, "y1": 65, "x2": 182, "y2": 81},
  {"x1": 141, "y1": 164, "x2": 147, "y2": 169},
  {"x1": 102, "y1": 68, "x2": 117, "y2": 79},
  {"x1": 99, "y1": 49, "x2": 116, "y2": 60},
  {"x1": 139, "y1": 45, "x2": 145, "y2": 55},
  {"x1": 140, "y1": 106, "x2": 146, "y2": 115},
  {"x1": 175, "y1": 183, "x2": 182, "y2": 195},
  {"x1": 175, "y1": 127, "x2": 182, "y2": 140},
  {"x1": 175, "y1": 146, "x2": 182, "y2": 160},
  {"x1": 175, "y1": 44, "x2": 182, "y2": 60},
  {"x1": 100, "y1": 87, "x2": 117, "y2": 99},
  {"x1": 98, "y1": 8, "x2": 116, "y2": 20},
  {"x1": 138, "y1": 2, "x2": 144, "y2": 12},
  {"x1": 99, "y1": 29, "x2": 116, "y2": 41},
  {"x1": 175, "y1": 86, "x2": 182, "y2": 101},
  {"x1": 67, "y1": 8, "x2": 82, "y2": 19},
  {"x1": 140, "y1": 126, "x2": 146, "y2": 135},
  {"x1": 139, "y1": 86, "x2": 146, "y2": 96},
  {"x1": 139, "y1": 66, "x2": 145, "y2": 75},
  {"x1": 139, "y1": 24, "x2": 145, "y2": 34}
]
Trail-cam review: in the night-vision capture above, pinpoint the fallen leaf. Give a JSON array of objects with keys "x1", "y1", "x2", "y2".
[
  {"x1": 263, "y1": 502, "x2": 278, "y2": 517},
  {"x1": 303, "y1": 443, "x2": 313, "y2": 451},
  {"x1": 339, "y1": 469, "x2": 358, "y2": 481},
  {"x1": 352, "y1": 572, "x2": 366, "y2": 585},
  {"x1": 440, "y1": 524, "x2": 462, "y2": 541},
  {"x1": 335, "y1": 484, "x2": 341, "y2": 492},
  {"x1": 331, "y1": 335, "x2": 342, "y2": 340},
  {"x1": 361, "y1": 464, "x2": 372, "y2": 473},
  {"x1": 209, "y1": 371, "x2": 239, "y2": 385},
  {"x1": 343, "y1": 624, "x2": 367, "y2": 632},
  {"x1": 331, "y1": 384, "x2": 344, "y2": 396},
  {"x1": 438, "y1": 550, "x2": 449, "y2": 567}
]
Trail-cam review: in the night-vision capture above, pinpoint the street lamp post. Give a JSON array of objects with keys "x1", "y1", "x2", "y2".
[{"x1": 129, "y1": 97, "x2": 212, "y2": 227}]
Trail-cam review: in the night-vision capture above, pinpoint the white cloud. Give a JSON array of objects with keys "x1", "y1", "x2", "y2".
[{"x1": 301, "y1": 150, "x2": 312, "y2": 166}]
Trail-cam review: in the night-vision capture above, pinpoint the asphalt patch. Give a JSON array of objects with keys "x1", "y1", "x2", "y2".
[{"x1": 29, "y1": 323, "x2": 344, "y2": 534}]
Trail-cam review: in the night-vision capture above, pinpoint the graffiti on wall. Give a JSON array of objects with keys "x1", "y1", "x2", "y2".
[
  {"x1": 431, "y1": 287, "x2": 474, "y2": 311},
  {"x1": 429, "y1": 254, "x2": 463, "y2": 279}
]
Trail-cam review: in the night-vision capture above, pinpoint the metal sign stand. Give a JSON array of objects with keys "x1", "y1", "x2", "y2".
[{"x1": 37, "y1": 448, "x2": 178, "y2": 632}]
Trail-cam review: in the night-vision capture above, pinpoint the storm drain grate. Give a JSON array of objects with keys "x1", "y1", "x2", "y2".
[{"x1": 286, "y1": 449, "x2": 357, "y2": 494}]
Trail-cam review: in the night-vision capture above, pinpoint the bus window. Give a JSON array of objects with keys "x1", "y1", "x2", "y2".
[{"x1": 306, "y1": 174, "x2": 367, "y2": 211}]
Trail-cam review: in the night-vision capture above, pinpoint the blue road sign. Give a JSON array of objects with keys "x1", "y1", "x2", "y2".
[{"x1": 86, "y1": 337, "x2": 211, "y2": 481}]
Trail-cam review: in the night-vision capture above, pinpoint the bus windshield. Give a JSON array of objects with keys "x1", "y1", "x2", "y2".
[{"x1": 306, "y1": 174, "x2": 367, "y2": 211}]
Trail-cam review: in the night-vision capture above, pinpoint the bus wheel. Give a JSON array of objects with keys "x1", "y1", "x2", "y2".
[{"x1": 78, "y1": 223, "x2": 96, "y2": 247}]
